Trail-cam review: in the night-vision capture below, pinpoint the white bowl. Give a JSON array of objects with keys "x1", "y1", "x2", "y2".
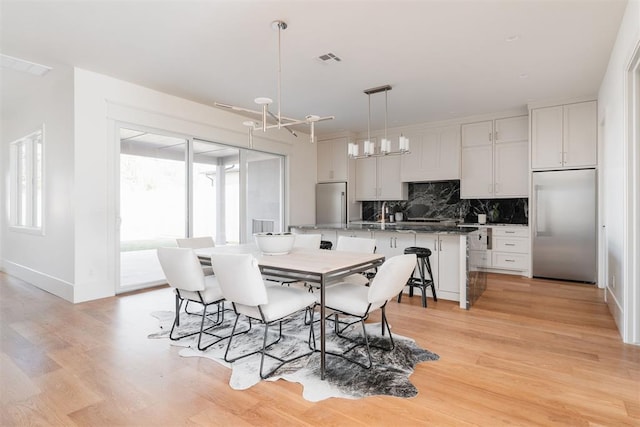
[{"x1": 254, "y1": 232, "x2": 295, "y2": 255}]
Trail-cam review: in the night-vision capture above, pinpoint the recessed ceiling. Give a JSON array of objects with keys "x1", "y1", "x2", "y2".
[{"x1": 0, "y1": 0, "x2": 627, "y2": 136}]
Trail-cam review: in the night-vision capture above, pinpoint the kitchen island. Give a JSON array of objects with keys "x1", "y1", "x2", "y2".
[{"x1": 290, "y1": 222, "x2": 485, "y2": 309}]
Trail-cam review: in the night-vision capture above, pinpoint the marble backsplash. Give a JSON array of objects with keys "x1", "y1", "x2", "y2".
[{"x1": 361, "y1": 180, "x2": 528, "y2": 224}]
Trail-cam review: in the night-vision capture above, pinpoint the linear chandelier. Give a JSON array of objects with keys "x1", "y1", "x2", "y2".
[
  {"x1": 348, "y1": 85, "x2": 410, "y2": 159},
  {"x1": 215, "y1": 20, "x2": 334, "y2": 148}
]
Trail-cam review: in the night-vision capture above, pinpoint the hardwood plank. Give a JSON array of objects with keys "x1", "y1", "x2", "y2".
[{"x1": 1, "y1": 271, "x2": 639, "y2": 426}]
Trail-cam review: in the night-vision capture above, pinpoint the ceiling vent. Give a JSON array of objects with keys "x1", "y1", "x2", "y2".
[
  {"x1": 1, "y1": 54, "x2": 52, "y2": 76},
  {"x1": 317, "y1": 52, "x2": 342, "y2": 63}
]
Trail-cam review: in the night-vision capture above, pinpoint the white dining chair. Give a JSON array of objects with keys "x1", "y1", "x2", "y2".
[
  {"x1": 316, "y1": 253, "x2": 416, "y2": 369},
  {"x1": 211, "y1": 253, "x2": 317, "y2": 379},
  {"x1": 157, "y1": 247, "x2": 228, "y2": 351},
  {"x1": 293, "y1": 233, "x2": 322, "y2": 249},
  {"x1": 335, "y1": 235, "x2": 377, "y2": 286},
  {"x1": 176, "y1": 236, "x2": 215, "y2": 273}
]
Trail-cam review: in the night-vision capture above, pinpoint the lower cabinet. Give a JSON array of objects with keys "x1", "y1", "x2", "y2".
[
  {"x1": 372, "y1": 230, "x2": 416, "y2": 259},
  {"x1": 413, "y1": 234, "x2": 461, "y2": 301},
  {"x1": 490, "y1": 227, "x2": 530, "y2": 274}
]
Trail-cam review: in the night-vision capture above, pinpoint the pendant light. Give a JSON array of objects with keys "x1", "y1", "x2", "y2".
[
  {"x1": 348, "y1": 85, "x2": 410, "y2": 159},
  {"x1": 215, "y1": 20, "x2": 334, "y2": 148}
]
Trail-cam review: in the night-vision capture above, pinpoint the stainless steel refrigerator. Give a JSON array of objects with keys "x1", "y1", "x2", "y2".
[
  {"x1": 532, "y1": 169, "x2": 596, "y2": 283},
  {"x1": 316, "y1": 182, "x2": 347, "y2": 224}
]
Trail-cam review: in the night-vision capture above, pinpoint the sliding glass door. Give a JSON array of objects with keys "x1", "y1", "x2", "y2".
[
  {"x1": 117, "y1": 128, "x2": 285, "y2": 292},
  {"x1": 119, "y1": 128, "x2": 187, "y2": 289}
]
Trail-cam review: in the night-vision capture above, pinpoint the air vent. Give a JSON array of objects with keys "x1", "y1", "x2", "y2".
[
  {"x1": 317, "y1": 52, "x2": 342, "y2": 63},
  {"x1": 1, "y1": 54, "x2": 52, "y2": 76}
]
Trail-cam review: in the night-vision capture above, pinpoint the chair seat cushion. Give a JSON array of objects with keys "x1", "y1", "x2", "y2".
[
  {"x1": 340, "y1": 273, "x2": 370, "y2": 286},
  {"x1": 321, "y1": 283, "x2": 385, "y2": 317},
  {"x1": 235, "y1": 284, "x2": 316, "y2": 323},
  {"x1": 178, "y1": 275, "x2": 224, "y2": 304}
]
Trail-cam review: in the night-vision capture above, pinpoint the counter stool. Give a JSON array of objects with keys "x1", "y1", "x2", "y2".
[
  {"x1": 320, "y1": 240, "x2": 333, "y2": 250},
  {"x1": 397, "y1": 246, "x2": 437, "y2": 307}
]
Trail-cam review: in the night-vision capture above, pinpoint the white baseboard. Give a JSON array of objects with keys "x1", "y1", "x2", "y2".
[
  {"x1": 3, "y1": 260, "x2": 74, "y2": 302},
  {"x1": 605, "y1": 286, "x2": 624, "y2": 339}
]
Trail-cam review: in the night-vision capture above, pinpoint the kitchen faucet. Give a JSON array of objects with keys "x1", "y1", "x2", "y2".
[{"x1": 381, "y1": 201, "x2": 387, "y2": 230}]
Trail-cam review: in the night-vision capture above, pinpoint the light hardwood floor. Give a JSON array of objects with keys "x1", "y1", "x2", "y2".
[{"x1": 1, "y1": 272, "x2": 638, "y2": 426}]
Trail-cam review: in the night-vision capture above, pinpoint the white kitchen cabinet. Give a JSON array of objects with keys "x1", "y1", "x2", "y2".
[
  {"x1": 461, "y1": 116, "x2": 528, "y2": 199},
  {"x1": 317, "y1": 137, "x2": 348, "y2": 182},
  {"x1": 414, "y1": 234, "x2": 460, "y2": 301},
  {"x1": 490, "y1": 226, "x2": 530, "y2": 275},
  {"x1": 372, "y1": 230, "x2": 416, "y2": 260},
  {"x1": 400, "y1": 125, "x2": 460, "y2": 182},
  {"x1": 531, "y1": 100, "x2": 597, "y2": 169},
  {"x1": 355, "y1": 140, "x2": 408, "y2": 200}
]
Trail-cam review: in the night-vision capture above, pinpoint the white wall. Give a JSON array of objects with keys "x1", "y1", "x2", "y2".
[
  {"x1": 598, "y1": 0, "x2": 640, "y2": 340},
  {"x1": 1, "y1": 67, "x2": 317, "y2": 303},
  {"x1": 1, "y1": 65, "x2": 76, "y2": 301}
]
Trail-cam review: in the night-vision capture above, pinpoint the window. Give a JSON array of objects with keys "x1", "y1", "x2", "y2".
[{"x1": 9, "y1": 127, "x2": 43, "y2": 232}]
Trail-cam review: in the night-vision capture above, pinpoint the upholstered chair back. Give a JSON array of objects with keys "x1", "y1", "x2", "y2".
[
  {"x1": 336, "y1": 236, "x2": 376, "y2": 253},
  {"x1": 176, "y1": 236, "x2": 215, "y2": 249},
  {"x1": 293, "y1": 233, "x2": 322, "y2": 249},
  {"x1": 368, "y1": 254, "x2": 417, "y2": 304},
  {"x1": 211, "y1": 253, "x2": 268, "y2": 306},
  {"x1": 157, "y1": 247, "x2": 206, "y2": 292}
]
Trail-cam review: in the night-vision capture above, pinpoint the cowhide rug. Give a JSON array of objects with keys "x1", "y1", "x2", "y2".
[{"x1": 149, "y1": 308, "x2": 439, "y2": 402}]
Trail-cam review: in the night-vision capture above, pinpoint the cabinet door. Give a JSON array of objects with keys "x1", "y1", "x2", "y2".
[
  {"x1": 461, "y1": 145, "x2": 493, "y2": 198},
  {"x1": 563, "y1": 101, "x2": 597, "y2": 167},
  {"x1": 495, "y1": 116, "x2": 528, "y2": 144},
  {"x1": 414, "y1": 234, "x2": 440, "y2": 287},
  {"x1": 377, "y1": 155, "x2": 407, "y2": 200},
  {"x1": 437, "y1": 126, "x2": 461, "y2": 180},
  {"x1": 400, "y1": 126, "x2": 460, "y2": 182},
  {"x1": 462, "y1": 121, "x2": 493, "y2": 147},
  {"x1": 355, "y1": 156, "x2": 378, "y2": 200},
  {"x1": 531, "y1": 106, "x2": 563, "y2": 169},
  {"x1": 399, "y1": 132, "x2": 423, "y2": 182},
  {"x1": 317, "y1": 138, "x2": 348, "y2": 182},
  {"x1": 373, "y1": 231, "x2": 416, "y2": 260},
  {"x1": 494, "y1": 141, "x2": 528, "y2": 197},
  {"x1": 437, "y1": 235, "x2": 460, "y2": 295}
]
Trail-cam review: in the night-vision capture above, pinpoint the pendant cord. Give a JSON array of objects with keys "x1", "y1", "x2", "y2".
[
  {"x1": 367, "y1": 93, "x2": 371, "y2": 142},
  {"x1": 277, "y1": 22, "x2": 282, "y2": 128},
  {"x1": 384, "y1": 88, "x2": 388, "y2": 141}
]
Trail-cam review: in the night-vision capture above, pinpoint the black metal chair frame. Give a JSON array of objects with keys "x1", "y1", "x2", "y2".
[
  {"x1": 224, "y1": 305, "x2": 316, "y2": 379},
  {"x1": 311, "y1": 302, "x2": 394, "y2": 370},
  {"x1": 170, "y1": 291, "x2": 247, "y2": 351}
]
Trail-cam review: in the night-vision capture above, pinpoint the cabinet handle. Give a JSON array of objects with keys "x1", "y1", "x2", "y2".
[
  {"x1": 563, "y1": 151, "x2": 568, "y2": 165},
  {"x1": 558, "y1": 151, "x2": 563, "y2": 165},
  {"x1": 494, "y1": 131, "x2": 498, "y2": 141},
  {"x1": 505, "y1": 243, "x2": 516, "y2": 246},
  {"x1": 434, "y1": 239, "x2": 438, "y2": 251},
  {"x1": 439, "y1": 239, "x2": 442, "y2": 251},
  {"x1": 505, "y1": 259, "x2": 516, "y2": 263},
  {"x1": 488, "y1": 132, "x2": 492, "y2": 142},
  {"x1": 394, "y1": 237, "x2": 397, "y2": 248},
  {"x1": 505, "y1": 231, "x2": 515, "y2": 234}
]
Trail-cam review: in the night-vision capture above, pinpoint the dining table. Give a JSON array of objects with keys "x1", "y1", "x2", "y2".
[{"x1": 194, "y1": 243, "x2": 385, "y2": 380}]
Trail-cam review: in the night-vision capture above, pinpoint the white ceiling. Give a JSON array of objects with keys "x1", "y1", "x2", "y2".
[{"x1": 0, "y1": 0, "x2": 628, "y2": 136}]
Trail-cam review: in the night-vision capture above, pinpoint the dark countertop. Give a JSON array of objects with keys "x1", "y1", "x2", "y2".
[{"x1": 290, "y1": 222, "x2": 478, "y2": 235}]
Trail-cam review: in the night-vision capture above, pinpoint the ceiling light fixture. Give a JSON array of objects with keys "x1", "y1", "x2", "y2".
[
  {"x1": 215, "y1": 20, "x2": 334, "y2": 148},
  {"x1": 348, "y1": 85, "x2": 410, "y2": 159}
]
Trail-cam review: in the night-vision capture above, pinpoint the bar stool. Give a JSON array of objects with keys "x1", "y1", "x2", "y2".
[{"x1": 397, "y1": 246, "x2": 437, "y2": 307}]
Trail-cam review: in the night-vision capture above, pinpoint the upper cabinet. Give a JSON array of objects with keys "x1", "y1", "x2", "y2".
[
  {"x1": 354, "y1": 138, "x2": 408, "y2": 201},
  {"x1": 531, "y1": 100, "x2": 597, "y2": 169},
  {"x1": 460, "y1": 116, "x2": 529, "y2": 199},
  {"x1": 317, "y1": 137, "x2": 348, "y2": 182},
  {"x1": 400, "y1": 125, "x2": 460, "y2": 182}
]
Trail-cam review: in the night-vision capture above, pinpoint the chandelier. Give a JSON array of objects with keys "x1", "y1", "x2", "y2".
[
  {"x1": 215, "y1": 20, "x2": 334, "y2": 148},
  {"x1": 348, "y1": 85, "x2": 410, "y2": 158}
]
